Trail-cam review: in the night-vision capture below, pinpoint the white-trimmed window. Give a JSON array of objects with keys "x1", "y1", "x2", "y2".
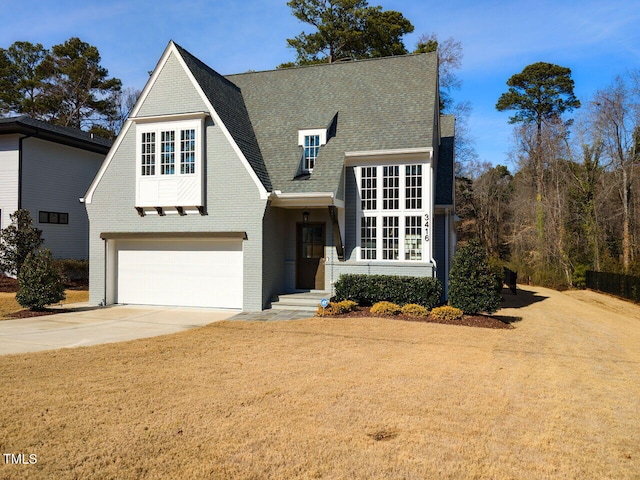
[
  {"x1": 141, "y1": 132, "x2": 156, "y2": 176},
  {"x1": 405, "y1": 165, "x2": 422, "y2": 209},
  {"x1": 304, "y1": 135, "x2": 320, "y2": 171},
  {"x1": 361, "y1": 166, "x2": 377, "y2": 210},
  {"x1": 404, "y1": 216, "x2": 422, "y2": 260},
  {"x1": 298, "y1": 128, "x2": 327, "y2": 173},
  {"x1": 140, "y1": 124, "x2": 197, "y2": 177},
  {"x1": 160, "y1": 130, "x2": 175, "y2": 175},
  {"x1": 135, "y1": 116, "x2": 204, "y2": 208},
  {"x1": 356, "y1": 164, "x2": 428, "y2": 261},
  {"x1": 360, "y1": 216, "x2": 377, "y2": 259},
  {"x1": 383, "y1": 166, "x2": 400, "y2": 209},
  {"x1": 382, "y1": 216, "x2": 399, "y2": 260},
  {"x1": 181, "y1": 129, "x2": 196, "y2": 174}
]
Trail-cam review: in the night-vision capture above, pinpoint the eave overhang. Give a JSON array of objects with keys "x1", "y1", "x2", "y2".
[
  {"x1": 344, "y1": 147, "x2": 433, "y2": 164},
  {"x1": 0, "y1": 121, "x2": 112, "y2": 154},
  {"x1": 100, "y1": 231, "x2": 247, "y2": 240},
  {"x1": 268, "y1": 191, "x2": 344, "y2": 209},
  {"x1": 128, "y1": 111, "x2": 209, "y2": 124}
]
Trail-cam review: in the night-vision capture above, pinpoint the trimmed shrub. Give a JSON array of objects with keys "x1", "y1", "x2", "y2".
[
  {"x1": 370, "y1": 301, "x2": 401, "y2": 316},
  {"x1": 16, "y1": 249, "x2": 66, "y2": 310},
  {"x1": 317, "y1": 300, "x2": 358, "y2": 316},
  {"x1": 401, "y1": 303, "x2": 429, "y2": 317},
  {"x1": 333, "y1": 274, "x2": 442, "y2": 309},
  {"x1": 430, "y1": 305, "x2": 463, "y2": 321},
  {"x1": 53, "y1": 259, "x2": 89, "y2": 284},
  {"x1": 448, "y1": 240, "x2": 502, "y2": 315}
]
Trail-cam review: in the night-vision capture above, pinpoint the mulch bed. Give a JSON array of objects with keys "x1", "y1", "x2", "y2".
[
  {"x1": 326, "y1": 306, "x2": 515, "y2": 329},
  {"x1": 2, "y1": 271, "x2": 513, "y2": 329},
  {"x1": 1, "y1": 274, "x2": 83, "y2": 319},
  {"x1": 0, "y1": 275, "x2": 18, "y2": 293}
]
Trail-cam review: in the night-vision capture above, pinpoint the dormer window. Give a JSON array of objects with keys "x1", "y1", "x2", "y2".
[
  {"x1": 298, "y1": 128, "x2": 327, "y2": 173},
  {"x1": 304, "y1": 134, "x2": 320, "y2": 171}
]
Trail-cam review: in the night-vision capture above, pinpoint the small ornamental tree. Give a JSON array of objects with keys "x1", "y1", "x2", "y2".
[
  {"x1": 448, "y1": 239, "x2": 502, "y2": 315},
  {"x1": 16, "y1": 249, "x2": 65, "y2": 310},
  {"x1": 0, "y1": 209, "x2": 44, "y2": 276}
]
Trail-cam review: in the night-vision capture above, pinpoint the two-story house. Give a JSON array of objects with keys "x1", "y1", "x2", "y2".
[
  {"x1": 83, "y1": 42, "x2": 455, "y2": 311},
  {"x1": 0, "y1": 116, "x2": 111, "y2": 259}
]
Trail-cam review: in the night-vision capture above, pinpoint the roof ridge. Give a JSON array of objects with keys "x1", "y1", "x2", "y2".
[{"x1": 226, "y1": 51, "x2": 437, "y2": 78}]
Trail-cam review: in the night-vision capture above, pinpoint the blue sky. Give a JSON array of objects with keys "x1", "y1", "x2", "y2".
[{"x1": 2, "y1": 0, "x2": 639, "y2": 170}]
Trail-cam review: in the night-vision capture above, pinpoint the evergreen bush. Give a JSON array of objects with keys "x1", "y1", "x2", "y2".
[
  {"x1": 16, "y1": 249, "x2": 66, "y2": 310},
  {"x1": 333, "y1": 274, "x2": 442, "y2": 309},
  {"x1": 448, "y1": 239, "x2": 502, "y2": 315},
  {"x1": 53, "y1": 259, "x2": 89, "y2": 284},
  {"x1": 0, "y1": 210, "x2": 44, "y2": 276}
]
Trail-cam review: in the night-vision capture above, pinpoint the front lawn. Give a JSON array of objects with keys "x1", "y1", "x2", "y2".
[
  {"x1": 0, "y1": 290, "x2": 89, "y2": 320},
  {"x1": 0, "y1": 285, "x2": 638, "y2": 479}
]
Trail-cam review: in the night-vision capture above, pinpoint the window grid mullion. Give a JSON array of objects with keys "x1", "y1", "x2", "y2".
[{"x1": 358, "y1": 164, "x2": 426, "y2": 262}]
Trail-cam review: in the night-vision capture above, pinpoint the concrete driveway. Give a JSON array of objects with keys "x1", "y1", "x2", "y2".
[{"x1": 0, "y1": 304, "x2": 237, "y2": 355}]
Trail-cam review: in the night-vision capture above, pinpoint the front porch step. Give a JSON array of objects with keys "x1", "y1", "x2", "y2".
[{"x1": 270, "y1": 291, "x2": 331, "y2": 312}]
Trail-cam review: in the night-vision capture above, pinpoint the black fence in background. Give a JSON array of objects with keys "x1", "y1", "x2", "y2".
[{"x1": 586, "y1": 270, "x2": 640, "y2": 303}]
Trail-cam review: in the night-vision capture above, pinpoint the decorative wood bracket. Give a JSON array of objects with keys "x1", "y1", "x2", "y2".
[{"x1": 328, "y1": 205, "x2": 345, "y2": 261}]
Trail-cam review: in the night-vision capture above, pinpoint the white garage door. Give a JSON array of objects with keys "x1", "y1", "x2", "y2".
[{"x1": 116, "y1": 238, "x2": 243, "y2": 309}]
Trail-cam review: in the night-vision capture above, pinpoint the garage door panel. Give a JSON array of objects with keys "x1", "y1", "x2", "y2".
[{"x1": 116, "y1": 239, "x2": 243, "y2": 309}]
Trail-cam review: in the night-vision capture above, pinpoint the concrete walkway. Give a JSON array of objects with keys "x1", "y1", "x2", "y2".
[{"x1": 0, "y1": 304, "x2": 238, "y2": 355}]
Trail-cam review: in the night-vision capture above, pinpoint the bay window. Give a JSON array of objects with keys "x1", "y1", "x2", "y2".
[
  {"x1": 135, "y1": 115, "x2": 204, "y2": 209},
  {"x1": 357, "y1": 164, "x2": 428, "y2": 261}
]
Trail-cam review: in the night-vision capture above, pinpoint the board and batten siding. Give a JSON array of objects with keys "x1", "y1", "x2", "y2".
[
  {"x1": 20, "y1": 138, "x2": 103, "y2": 259},
  {"x1": 87, "y1": 53, "x2": 268, "y2": 310},
  {"x1": 0, "y1": 135, "x2": 19, "y2": 230}
]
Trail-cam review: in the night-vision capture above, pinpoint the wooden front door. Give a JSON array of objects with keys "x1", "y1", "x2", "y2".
[{"x1": 296, "y1": 223, "x2": 325, "y2": 290}]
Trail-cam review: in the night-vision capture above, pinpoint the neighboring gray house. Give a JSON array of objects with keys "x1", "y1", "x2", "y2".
[
  {"x1": 83, "y1": 41, "x2": 456, "y2": 311},
  {"x1": 0, "y1": 116, "x2": 111, "y2": 259}
]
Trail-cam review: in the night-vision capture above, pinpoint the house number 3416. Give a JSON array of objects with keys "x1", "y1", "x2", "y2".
[{"x1": 424, "y1": 214, "x2": 429, "y2": 242}]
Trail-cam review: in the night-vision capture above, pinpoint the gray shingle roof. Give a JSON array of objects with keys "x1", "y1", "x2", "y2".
[
  {"x1": 0, "y1": 115, "x2": 112, "y2": 153},
  {"x1": 174, "y1": 44, "x2": 272, "y2": 192},
  {"x1": 226, "y1": 54, "x2": 439, "y2": 194},
  {"x1": 435, "y1": 115, "x2": 455, "y2": 206},
  {"x1": 173, "y1": 44, "x2": 444, "y2": 196}
]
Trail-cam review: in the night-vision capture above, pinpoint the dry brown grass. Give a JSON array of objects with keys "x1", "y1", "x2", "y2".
[
  {"x1": 0, "y1": 285, "x2": 639, "y2": 479},
  {"x1": 0, "y1": 290, "x2": 88, "y2": 320}
]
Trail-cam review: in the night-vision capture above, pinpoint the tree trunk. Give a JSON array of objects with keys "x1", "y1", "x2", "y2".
[{"x1": 622, "y1": 168, "x2": 631, "y2": 271}]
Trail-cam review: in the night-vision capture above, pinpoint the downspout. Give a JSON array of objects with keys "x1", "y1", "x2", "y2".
[{"x1": 103, "y1": 238, "x2": 107, "y2": 306}]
